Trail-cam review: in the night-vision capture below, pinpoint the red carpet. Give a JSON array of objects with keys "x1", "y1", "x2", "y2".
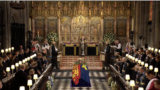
[{"x1": 60, "y1": 56, "x2": 102, "y2": 70}]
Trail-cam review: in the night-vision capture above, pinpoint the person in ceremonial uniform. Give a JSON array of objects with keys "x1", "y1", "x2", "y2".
[
  {"x1": 79, "y1": 36, "x2": 87, "y2": 56},
  {"x1": 31, "y1": 39, "x2": 36, "y2": 54},
  {"x1": 51, "y1": 41, "x2": 58, "y2": 69},
  {"x1": 121, "y1": 57, "x2": 129, "y2": 78},
  {"x1": 104, "y1": 41, "x2": 111, "y2": 67},
  {"x1": 115, "y1": 40, "x2": 122, "y2": 56},
  {"x1": 139, "y1": 67, "x2": 146, "y2": 89},
  {"x1": 144, "y1": 50, "x2": 150, "y2": 63},
  {"x1": 35, "y1": 39, "x2": 40, "y2": 52}
]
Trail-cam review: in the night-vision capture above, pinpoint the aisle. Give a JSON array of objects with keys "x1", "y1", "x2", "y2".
[
  {"x1": 60, "y1": 56, "x2": 102, "y2": 70},
  {"x1": 51, "y1": 70, "x2": 111, "y2": 90}
]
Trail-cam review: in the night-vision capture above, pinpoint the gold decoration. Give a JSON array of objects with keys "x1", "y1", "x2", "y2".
[{"x1": 31, "y1": 1, "x2": 130, "y2": 18}]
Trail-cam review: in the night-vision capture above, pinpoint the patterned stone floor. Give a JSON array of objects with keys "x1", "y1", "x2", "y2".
[
  {"x1": 60, "y1": 56, "x2": 102, "y2": 70},
  {"x1": 51, "y1": 70, "x2": 111, "y2": 90}
]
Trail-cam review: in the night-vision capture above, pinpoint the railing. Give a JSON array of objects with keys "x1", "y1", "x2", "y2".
[
  {"x1": 1, "y1": 64, "x2": 52, "y2": 90},
  {"x1": 109, "y1": 64, "x2": 130, "y2": 90},
  {"x1": 31, "y1": 64, "x2": 52, "y2": 90}
]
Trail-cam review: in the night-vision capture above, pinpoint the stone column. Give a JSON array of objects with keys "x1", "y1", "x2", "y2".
[
  {"x1": 154, "y1": 1, "x2": 159, "y2": 48},
  {"x1": 5, "y1": 1, "x2": 11, "y2": 48},
  {"x1": 4, "y1": 1, "x2": 8, "y2": 49},
  {"x1": 134, "y1": 1, "x2": 140, "y2": 48},
  {"x1": 32, "y1": 18, "x2": 35, "y2": 39},
  {"x1": 25, "y1": 1, "x2": 29, "y2": 48},
  {"x1": 138, "y1": 2, "x2": 142, "y2": 48},
  {"x1": 71, "y1": 18, "x2": 73, "y2": 42},
  {"x1": 58, "y1": 18, "x2": 61, "y2": 50},
  {"x1": 140, "y1": 2, "x2": 145, "y2": 46},
  {"x1": 151, "y1": 1, "x2": 156, "y2": 47},
  {"x1": 144, "y1": 1, "x2": 149, "y2": 45},
  {"x1": 101, "y1": 18, "x2": 103, "y2": 51},
  {"x1": 45, "y1": 18, "x2": 47, "y2": 38},
  {"x1": 89, "y1": 18, "x2": 91, "y2": 42}
]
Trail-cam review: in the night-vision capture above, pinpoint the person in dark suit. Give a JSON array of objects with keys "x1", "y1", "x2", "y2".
[
  {"x1": 149, "y1": 53, "x2": 156, "y2": 69},
  {"x1": 14, "y1": 50, "x2": 20, "y2": 62},
  {"x1": 0, "y1": 57, "x2": 6, "y2": 80},
  {"x1": 104, "y1": 42, "x2": 111, "y2": 67},
  {"x1": 51, "y1": 42, "x2": 58, "y2": 69},
  {"x1": 6, "y1": 52, "x2": 12, "y2": 67},
  {"x1": 19, "y1": 49, "x2": 24, "y2": 60},
  {"x1": 2, "y1": 55, "x2": 8, "y2": 72},
  {"x1": 139, "y1": 48, "x2": 146, "y2": 61},
  {"x1": 155, "y1": 55, "x2": 160, "y2": 79},
  {"x1": 15, "y1": 64, "x2": 28, "y2": 90},
  {"x1": 24, "y1": 48, "x2": 30, "y2": 58}
]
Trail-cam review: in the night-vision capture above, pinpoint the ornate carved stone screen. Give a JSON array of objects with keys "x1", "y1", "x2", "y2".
[
  {"x1": 35, "y1": 19, "x2": 45, "y2": 38},
  {"x1": 117, "y1": 19, "x2": 127, "y2": 37},
  {"x1": 47, "y1": 19, "x2": 57, "y2": 34},
  {"x1": 104, "y1": 17, "x2": 114, "y2": 34}
]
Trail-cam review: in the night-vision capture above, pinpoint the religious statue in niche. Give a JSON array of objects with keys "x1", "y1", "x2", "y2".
[{"x1": 72, "y1": 15, "x2": 89, "y2": 34}]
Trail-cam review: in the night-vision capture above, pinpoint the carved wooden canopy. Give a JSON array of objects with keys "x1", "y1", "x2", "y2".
[{"x1": 31, "y1": 1, "x2": 131, "y2": 18}]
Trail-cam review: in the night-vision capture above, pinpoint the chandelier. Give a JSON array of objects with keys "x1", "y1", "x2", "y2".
[{"x1": 10, "y1": 1, "x2": 25, "y2": 9}]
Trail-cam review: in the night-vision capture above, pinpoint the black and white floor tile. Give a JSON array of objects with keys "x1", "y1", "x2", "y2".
[{"x1": 51, "y1": 70, "x2": 111, "y2": 90}]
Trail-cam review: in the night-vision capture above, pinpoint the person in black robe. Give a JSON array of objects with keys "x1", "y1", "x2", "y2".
[
  {"x1": 51, "y1": 42, "x2": 58, "y2": 69},
  {"x1": 15, "y1": 64, "x2": 28, "y2": 90},
  {"x1": 104, "y1": 42, "x2": 111, "y2": 67}
]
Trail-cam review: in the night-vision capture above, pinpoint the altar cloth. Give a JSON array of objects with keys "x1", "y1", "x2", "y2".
[{"x1": 71, "y1": 64, "x2": 91, "y2": 87}]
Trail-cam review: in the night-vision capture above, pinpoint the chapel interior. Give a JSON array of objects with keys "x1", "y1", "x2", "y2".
[{"x1": 0, "y1": 1, "x2": 160, "y2": 90}]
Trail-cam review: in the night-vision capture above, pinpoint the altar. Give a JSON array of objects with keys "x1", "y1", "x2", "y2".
[{"x1": 62, "y1": 43, "x2": 99, "y2": 56}]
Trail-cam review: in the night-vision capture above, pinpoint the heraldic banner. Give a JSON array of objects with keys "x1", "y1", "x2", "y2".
[{"x1": 71, "y1": 59, "x2": 91, "y2": 87}]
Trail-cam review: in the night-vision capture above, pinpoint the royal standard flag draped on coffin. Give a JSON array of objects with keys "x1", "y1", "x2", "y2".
[
  {"x1": 72, "y1": 61, "x2": 91, "y2": 87},
  {"x1": 72, "y1": 64, "x2": 81, "y2": 85}
]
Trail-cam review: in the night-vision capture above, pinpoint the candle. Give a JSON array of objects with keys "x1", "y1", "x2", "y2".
[
  {"x1": 6, "y1": 67, "x2": 10, "y2": 72},
  {"x1": 149, "y1": 65, "x2": 153, "y2": 70},
  {"x1": 19, "y1": 86, "x2": 25, "y2": 90},
  {"x1": 145, "y1": 63, "x2": 148, "y2": 68},
  {"x1": 15, "y1": 63, "x2": 19, "y2": 67},
  {"x1": 12, "y1": 47, "x2": 14, "y2": 51},
  {"x1": 11, "y1": 65, "x2": 15, "y2": 70},
  {"x1": 5, "y1": 49, "x2": 8, "y2": 53},
  {"x1": 1, "y1": 49, "x2": 4, "y2": 54},
  {"x1": 27, "y1": 79, "x2": 32, "y2": 89},
  {"x1": 8, "y1": 48, "x2": 11, "y2": 52},
  {"x1": 125, "y1": 74, "x2": 130, "y2": 81},
  {"x1": 19, "y1": 61, "x2": 22, "y2": 65},
  {"x1": 154, "y1": 67, "x2": 158, "y2": 73},
  {"x1": 37, "y1": 31, "x2": 39, "y2": 37}
]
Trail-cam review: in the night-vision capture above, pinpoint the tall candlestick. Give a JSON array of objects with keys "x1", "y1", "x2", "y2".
[
  {"x1": 37, "y1": 31, "x2": 39, "y2": 37},
  {"x1": 29, "y1": 18, "x2": 31, "y2": 31},
  {"x1": 65, "y1": 29, "x2": 66, "y2": 42},
  {"x1": 95, "y1": 29, "x2": 97, "y2": 42},
  {"x1": 132, "y1": 18, "x2": 134, "y2": 31}
]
